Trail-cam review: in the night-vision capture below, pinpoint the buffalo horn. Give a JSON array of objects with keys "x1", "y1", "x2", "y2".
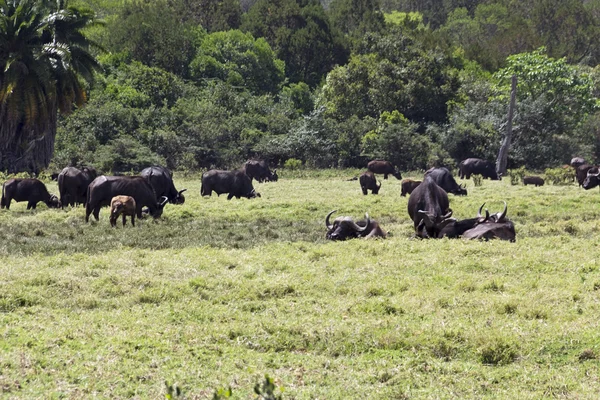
[
  {"x1": 590, "y1": 168, "x2": 600, "y2": 177},
  {"x1": 178, "y1": 189, "x2": 188, "y2": 195},
  {"x1": 377, "y1": 180, "x2": 382, "y2": 189},
  {"x1": 159, "y1": 196, "x2": 169, "y2": 206},
  {"x1": 498, "y1": 201, "x2": 507, "y2": 221},
  {"x1": 325, "y1": 210, "x2": 337, "y2": 230},
  {"x1": 477, "y1": 203, "x2": 486, "y2": 218},
  {"x1": 349, "y1": 213, "x2": 370, "y2": 233}
]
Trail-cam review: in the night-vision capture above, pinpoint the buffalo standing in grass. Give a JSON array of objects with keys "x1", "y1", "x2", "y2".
[
  {"x1": 458, "y1": 158, "x2": 499, "y2": 180},
  {"x1": 57, "y1": 166, "x2": 98, "y2": 207},
  {"x1": 407, "y1": 176, "x2": 455, "y2": 238},
  {"x1": 201, "y1": 169, "x2": 260, "y2": 200},
  {"x1": 523, "y1": 176, "x2": 545, "y2": 187},
  {"x1": 325, "y1": 210, "x2": 386, "y2": 240},
  {"x1": 85, "y1": 176, "x2": 168, "y2": 222},
  {"x1": 425, "y1": 167, "x2": 467, "y2": 196},
  {"x1": 400, "y1": 179, "x2": 421, "y2": 197},
  {"x1": 367, "y1": 160, "x2": 402, "y2": 180},
  {"x1": 1, "y1": 178, "x2": 61, "y2": 210},
  {"x1": 141, "y1": 166, "x2": 187, "y2": 204},
  {"x1": 243, "y1": 160, "x2": 278, "y2": 183},
  {"x1": 359, "y1": 171, "x2": 381, "y2": 195},
  {"x1": 463, "y1": 202, "x2": 515, "y2": 241}
]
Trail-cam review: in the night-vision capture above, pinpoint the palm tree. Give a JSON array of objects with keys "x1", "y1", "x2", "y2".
[{"x1": 0, "y1": 0, "x2": 102, "y2": 173}]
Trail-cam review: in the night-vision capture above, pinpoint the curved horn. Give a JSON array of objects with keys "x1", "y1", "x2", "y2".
[
  {"x1": 348, "y1": 213, "x2": 370, "y2": 233},
  {"x1": 160, "y1": 196, "x2": 169, "y2": 206},
  {"x1": 442, "y1": 208, "x2": 453, "y2": 219},
  {"x1": 325, "y1": 210, "x2": 336, "y2": 230},
  {"x1": 178, "y1": 188, "x2": 187, "y2": 195},
  {"x1": 498, "y1": 201, "x2": 507, "y2": 221},
  {"x1": 477, "y1": 202, "x2": 486, "y2": 218},
  {"x1": 377, "y1": 180, "x2": 382, "y2": 189}
]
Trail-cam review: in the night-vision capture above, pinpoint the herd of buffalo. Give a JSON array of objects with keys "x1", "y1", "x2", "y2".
[{"x1": 1, "y1": 156, "x2": 596, "y2": 242}]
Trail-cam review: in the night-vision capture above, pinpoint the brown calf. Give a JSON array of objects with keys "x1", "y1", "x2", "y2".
[{"x1": 110, "y1": 195, "x2": 137, "y2": 227}]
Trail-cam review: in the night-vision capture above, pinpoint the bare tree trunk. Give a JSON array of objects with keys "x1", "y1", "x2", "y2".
[{"x1": 496, "y1": 75, "x2": 517, "y2": 177}]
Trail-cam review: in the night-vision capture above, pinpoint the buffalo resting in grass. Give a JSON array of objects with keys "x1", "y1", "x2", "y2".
[
  {"x1": 407, "y1": 176, "x2": 455, "y2": 238},
  {"x1": 325, "y1": 210, "x2": 386, "y2": 240},
  {"x1": 243, "y1": 160, "x2": 278, "y2": 183},
  {"x1": 85, "y1": 176, "x2": 169, "y2": 222},
  {"x1": 367, "y1": 160, "x2": 402, "y2": 180},
  {"x1": 462, "y1": 202, "x2": 515, "y2": 241},
  {"x1": 57, "y1": 166, "x2": 98, "y2": 207},
  {"x1": 458, "y1": 158, "x2": 499, "y2": 180},
  {"x1": 359, "y1": 171, "x2": 381, "y2": 195},
  {"x1": 424, "y1": 167, "x2": 467, "y2": 196},
  {"x1": 141, "y1": 166, "x2": 186, "y2": 204},
  {"x1": 1, "y1": 178, "x2": 61, "y2": 210},
  {"x1": 438, "y1": 203, "x2": 490, "y2": 238},
  {"x1": 201, "y1": 169, "x2": 260, "y2": 200}
]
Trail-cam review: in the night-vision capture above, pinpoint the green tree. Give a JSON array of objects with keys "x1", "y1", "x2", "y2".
[
  {"x1": 189, "y1": 30, "x2": 285, "y2": 95},
  {"x1": 328, "y1": 0, "x2": 386, "y2": 44},
  {"x1": 176, "y1": 0, "x2": 242, "y2": 32},
  {"x1": 0, "y1": 0, "x2": 102, "y2": 172},
  {"x1": 242, "y1": 0, "x2": 348, "y2": 87}
]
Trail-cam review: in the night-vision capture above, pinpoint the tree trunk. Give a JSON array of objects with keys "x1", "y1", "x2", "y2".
[
  {"x1": 0, "y1": 108, "x2": 56, "y2": 174},
  {"x1": 496, "y1": 75, "x2": 517, "y2": 177}
]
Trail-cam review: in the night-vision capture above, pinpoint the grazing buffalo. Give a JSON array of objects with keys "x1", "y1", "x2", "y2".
[
  {"x1": 400, "y1": 179, "x2": 421, "y2": 197},
  {"x1": 325, "y1": 210, "x2": 386, "y2": 240},
  {"x1": 570, "y1": 157, "x2": 586, "y2": 169},
  {"x1": 201, "y1": 169, "x2": 260, "y2": 200},
  {"x1": 367, "y1": 160, "x2": 402, "y2": 180},
  {"x1": 438, "y1": 203, "x2": 489, "y2": 238},
  {"x1": 407, "y1": 176, "x2": 455, "y2": 238},
  {"x1": 576, "y1": 164, "x2": 595, "y2": 187},
  {"x1": 424, "y1": 167, "x2": 467, "y2": 196},
  {"x1": 85, "y1": 176, "x2": 168, "y2": 222},
  {"x1": 140, "y1": 166, "x2": 186, "y2": 204},
  {"x1": 582, "y1": 167, "x2": 600, "y2": 190},
  {"x1": 243, "y1": 160, "x2": 278, "y2": 183},
  {"x1": 458, "y1": 158, "x2": 499, "y2": 180},
  {"x1": 1, "y1": 178, "x2": 61, "y2": 210},
  {"x1": 463, "y1": 202, "x2": 515, "y2": 241},
  {"x1": 110, "y1": 195, "x2": 136, "y2": 227},
  {"x1": 359, "y1": 171, "x2": 381, "y2": 195},
  {"x1": 57, "y1": 166, "x2": 98, "y2": 207},
  {"x1": 523, "y1": 176, "x2": 545, "y2": 186}
]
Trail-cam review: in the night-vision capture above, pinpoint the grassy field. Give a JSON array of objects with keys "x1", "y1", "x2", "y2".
[{"x1": 1, "y1": 170, "x2": 599, "y2": 399}]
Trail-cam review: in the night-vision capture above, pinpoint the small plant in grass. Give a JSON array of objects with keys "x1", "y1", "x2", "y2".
[
  {"x1": 507, "y1": 166, "x2": 526, "y2": 185},
  {"x1": 254, "y1": 375, "x2": 283, "y2": 400},
  {"x1": 212, "y1": 387, "x2": 233, "y2": 399},
  {"x1": 165, "y1": 381, "x2": 181, "y2": 399},
  {"x1": 478, "y1": 337, "x2": 518, "y2": 365},
  {"x1": 472, "y1": 174, "x2": 483, "y2": 187}
]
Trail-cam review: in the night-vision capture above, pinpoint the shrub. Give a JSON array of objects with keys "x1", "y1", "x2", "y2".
[
  {"x1": 544, "y1": 167, "x2": 574, "y2": 185},
  {"x1": 507, "y1": 166, "x2": 526, "y2": 185},
  {"x1": 284, "y1": 158, "x2": 303, "y2": 170},
  {"x1": 478, "y1": 337, "x2": 518, "y2": 365},
  {"x1": 472, "y1": 174, "x2": 483, "y2": 186}
]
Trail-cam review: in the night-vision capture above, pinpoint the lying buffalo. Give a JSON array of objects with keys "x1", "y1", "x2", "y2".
[
  {"x1": 1, "y1": 178, "x2": 61, "y2": 210},
  {"x1": 57, "y1": 166, "x2": 98, "y2": 207},
  {"x1": 425, "y1": 167, "x2": 467, "y2": 196},
  {"x1": 400, "y1": 179, "x2": 421, "y2": 197},
  {"x1": 438, "y1": 203, "x2": 489, "y2": 238},
  {"x1": 141, "y1": 166, "x2": 186, "y2": 204},
  {"x1": 359, "y1": 171, "x2": 381, "y2": 195},
  {"x1": 463, "y1": 202, "x2": 515, "y2": 241},
  {"x1": 458, "y1": 158, "x2": 499, "y2": 180},
  {"x1": 367, "y1": 160, "x2": 402, "y2": 180},
  {"x1": 407, "y1": 175, "x2": 455, "y2": 238},
  {"x1": 243, "y1": 160, "x2": 278, "y2": 183},
  {"x1": 523, "y1": 176, "x2": 545, "y2": 187},
  {"x1": 201, "y1": 169, "x2": 260, "y2": 200},
  {"x1": 325, "y1": 210, "x2": 386, "y2": 240},
  {"x1": 85, "y1": 176, "x2": 168, "y2": 222},
  {"x1": 582, "y1": 167, "x2": 600, "y2": 190}
]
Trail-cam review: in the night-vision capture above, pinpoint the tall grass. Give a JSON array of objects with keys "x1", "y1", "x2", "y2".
[{"x1": 0, "y1": 171, "x2": 599, "y2": 398}]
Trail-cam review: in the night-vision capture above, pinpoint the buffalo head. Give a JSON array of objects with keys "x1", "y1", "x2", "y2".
[
  {"x1": 270, "y1": 169, "x2": 278, "y2": 182},
  {"x1": 142, "y1": 196, "x2": 169, "y2": 218},
  {"x1": 46, "y1": 194, "x2": 62, "y2": 209},
  {"x1": 416, "y1": 209, "x2": 456, "y2": 238},
  {"x1": 583, "y1": 167, "x2": 600, "y2": 190},
  {"x1": 326, "y1": 210, "x2": 371, "y2": 240},
  {"x1": 172, "y1": 188, "x2": 187, "y2": 204}
]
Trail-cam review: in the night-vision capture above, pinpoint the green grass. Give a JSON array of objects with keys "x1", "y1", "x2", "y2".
[{"x1": 1, "y1": 171, "x2": 599, "y2": 398}]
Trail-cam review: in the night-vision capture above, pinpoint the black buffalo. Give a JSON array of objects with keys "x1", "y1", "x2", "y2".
[
  {"x1": 243, "y1": 160, "x2": 278, "y2": 183},
  {"x1": 367, "y1": 160, "x2": 402, "y2": 180},
  {"x1": 325, "y1": 210, "x2": 386, "y2": 240},
  {"x1": 458, "y1": 158, "x2": 499, "y2": 180},
  {"x1": 85, "y1": 176, "x2": 168, "y2": 222},
  {"x1": 570, "y1": 157, "x2": 586, "y2": 169},
  {"x1": 582, "y1": 167, "x2": 600, "y2": 190},
  {"x1": 400, "y1": 179, "x2": 421, "y2": 197},
  {"x1": 407, "y1": 176, "x2": 455, "y2": 238},
  {"x1": 57, "y1": 166, "x2": 98, "y2": 207},
  {"x1": 576, "y1": 164, "x2": 595, "y2": 187},
  {"x1": 424, "y1": 167, "x2": 467, "y2": 196},
  {"x1": 359, "y1": 171, "x2": 381, "y2": 195},
  {"x1": 523, "y1": 176, "x2": 545, "y2": 186},
  {"x1": 1, "y1": 178, "x2": 61, "y2": 210},
  {"x1": 438, "y1": 203, "x2": 489, "y2": 238},
  {"x1": 140, "y1": 166, "x2": 187, "y2": 204},
  {"x1": 201, "y1": 169, "x2": 260, "y2": 200},
  {"x1": 463, "y1": 202, "x2": 515, "y2": 241}
]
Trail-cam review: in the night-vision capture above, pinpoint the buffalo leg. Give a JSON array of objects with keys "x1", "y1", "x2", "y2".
[
  {"x1": 122, "y1": 214, "x2": 127, "y2": 226},
  {"x1": 131, "y1": 214, "x2": 135, "y2": 227},
  {"x1": 93, "y1": 207, "x2": 101, "y2": 221},
  {"x1": 361, "y1": 187, "x2": 367, "y2": 195},
  {"x1": 2, "y1": 197, "x2": 10, "y2": 210},
  {"x1": 227, "y1": 193, "x2": 234, "y2": 200},
  {"x1": 384, "y1": 174, "x2": 388, "y2": 179}
]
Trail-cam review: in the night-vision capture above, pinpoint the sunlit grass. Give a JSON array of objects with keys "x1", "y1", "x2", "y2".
[{"x1": 0, "y1": 170, "x2": 599, "y2": 398}]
